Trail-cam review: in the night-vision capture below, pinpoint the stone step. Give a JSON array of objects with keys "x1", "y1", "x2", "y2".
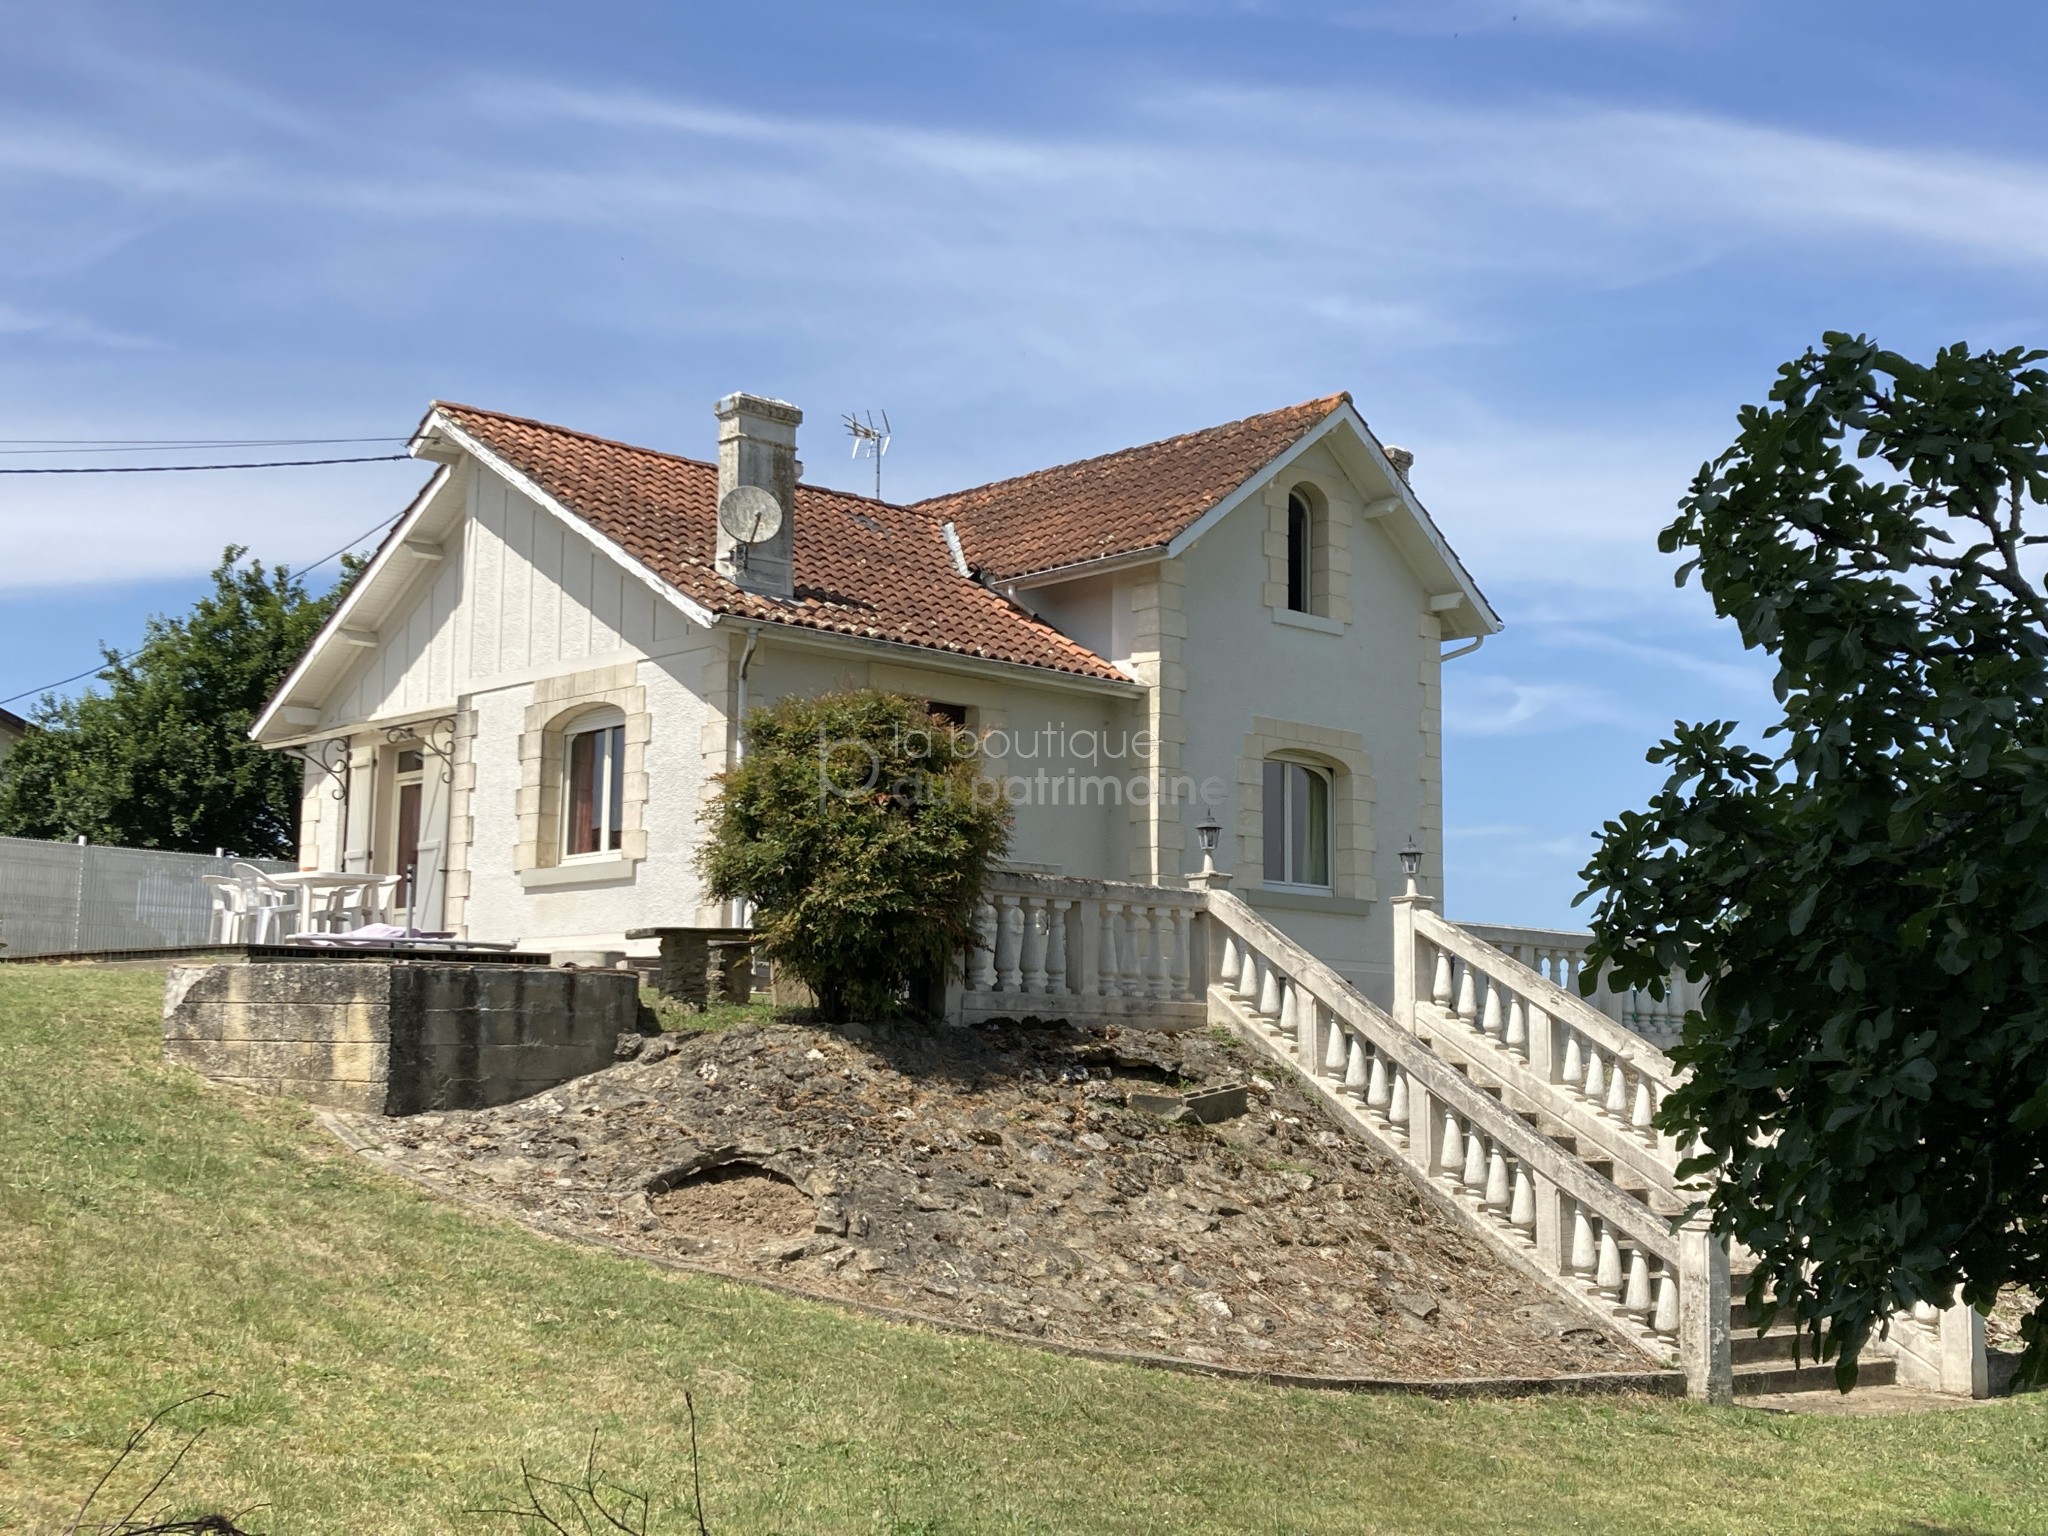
[
  {"x1": 1733, "y1": 1356, "x2": 1895, "y2": 1395},
  {"x1": 1731, "y1": 1329, "x2": 1807, "y2": 1366}
]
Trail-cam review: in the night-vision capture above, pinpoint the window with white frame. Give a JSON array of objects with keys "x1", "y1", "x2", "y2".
[
  {"x1": 1263, "y1": 757, "x2": 1331, "y2": 889},
  {"x1": 562, "y1": 712, "x2": 626, "y2": 859}
]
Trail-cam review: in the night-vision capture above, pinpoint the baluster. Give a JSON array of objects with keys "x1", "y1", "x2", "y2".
[
  {"x1": 1484, "y1": 1144, "x2": 1510, "y2": 1214},
  {"x1": 1219, "y1": 930, "x2": 1243, "y2": 994},
  {"x1": 1439, "y1": 1108, "x2": 1464, "y2": 1183},
  {"x1": 1346, "y1": 1036, "x2": 1371, "y2": 1101},
  {"x1": 1569, "y1": 1201, "x2": 1597, "y2": 1282},
  {"x1": 1256, "y1": 956, "x2": 1282, "y2": 1019},
  {"x1": 968, "y1": 901, "x2": 997, "y2": 991},
  {"x1": 1099, "y1": 902, "x2": 1123, "y2": 997},
  {"x1": 1388, "y1": 1068, "x2": 1410, "y2": 1142},
  {"x1": 1366, "y1": 1051, "x2": 1392, "y2": 1116},
  {"x1": 1653, "y1": 1264, "x2": 1680, "y2": 1335},
  {"x1": 1509, "y1": 1164, "x2": 1535, "y2": 1232},
  {"x1": 1596, "y1": 1223, "x2": 1623, "y2": 1301},
  {"x1": 996, "y1": 896, "x2": 1024, "y2": 992},
  {"x1": 1124, "y1": 908, "x2": 1152, "y2": 999},
  {"x1": 1075, "y1": 898, "x2": 1099, "y2": 997},
  {"x1": 1454, "y1": 962, "x2": 1477, "y2": 1026},
  {"x1": 1630, "y1": 1075, "x2": 1656, "y2": 1139},
  {"x1": 1168, "y1": 908, "x2": 1192, "y2": 1000},
  {"x1": 1278, "y1": 980, "x2": 1301, "y2": 1044},
  {"x1": 1583, "y1": 1046, "x2": 1608, "y2": 1111},
  {"x1": 1605, "y1": 1059, "x2": 1631, "y2": 1119},
  {"x1": 1046, "y1": 899, "x2": 1071, "y2": 995},
  {"x1": 1460, "y1": 1126, "x2": 1488, "y2": 1198},
  {"x1": 1431, "y1": 948, "x2": 1453, "y2": 1008},
  {"x1": 1624, "y1": 1246, "x2": 1653, "y2": 1320},
  {"x1": 1504, "y1": 994, "x2": 1528, "y2": 1055},
  {"x1": 1118, "y1": 906, "x2": 1144, "y2": 998},
  {"x1": 1323, "y1": 1008, "x2": 1349, "y2": 1078},
  {"x1": 1146, "y1": 907, "x2": 1173, "y2": 1000},
  {"x1": 1021, "y1": 897, "x2": 1048, "y2": 993},
  {"x1": 1560, "y1": 1029, "x2": 1584, "y2": 1096},
  {"x1": 1480, "y1": 977, "x2": 1504, "y2": 1040}
]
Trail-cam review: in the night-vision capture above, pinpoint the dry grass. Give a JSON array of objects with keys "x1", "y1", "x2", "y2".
[{"x1": 2, "y1": 964, "x2": 2046, "y2": 1535}]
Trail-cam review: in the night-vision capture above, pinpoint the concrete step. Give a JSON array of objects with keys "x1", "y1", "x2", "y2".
[
  {"x1": 1731, "y1": 1329, "x2": 1806, "y2": 1366},
  {"x1": 1734, "y1": 1356, "x2": 1895, "y2": 1395}
]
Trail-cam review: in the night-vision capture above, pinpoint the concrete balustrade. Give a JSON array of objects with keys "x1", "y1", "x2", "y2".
[{"x1": 955, "y1": 871, "x2": 1205, "y2": 1028}]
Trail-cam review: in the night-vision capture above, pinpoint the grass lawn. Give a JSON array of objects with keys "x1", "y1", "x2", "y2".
[{"x1": 3, "y1": 967, "x2": 2046, "y2": 1535}]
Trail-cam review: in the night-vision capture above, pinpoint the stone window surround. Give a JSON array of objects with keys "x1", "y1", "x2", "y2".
[
  {"x1": 1235, "y1": 716, "x2": 1376, "y2": 902},
  {"x1": 1261, "y1": 474, "x2": 1356, "y2": 629},
  {"x1": 516, "y1": 663, "x2": 650, "y2": 875}
]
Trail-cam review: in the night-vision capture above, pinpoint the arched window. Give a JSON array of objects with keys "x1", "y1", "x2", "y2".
[
  {"x1": 1263, "y1": 757, "x2": 1331, "y2": 889},
  {"x1": 1285, "y1": 486, "x2": 1326, "y2": 615},
  {"x1": 562, "y1": 709, "x2": 626, "y2": 858}
]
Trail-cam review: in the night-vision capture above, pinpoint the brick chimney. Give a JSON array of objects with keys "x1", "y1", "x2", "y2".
[{"x1": 714, "y1": 393, "x2": 802, "y2": 599}]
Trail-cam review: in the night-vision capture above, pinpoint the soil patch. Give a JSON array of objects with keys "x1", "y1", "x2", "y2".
[
  {"x1": 342, "y1": 1017, "x2": 1641, "y2": 1381},
  {"x1": 649, "y1": 1164, "x2": 815, "y2": 1255}
]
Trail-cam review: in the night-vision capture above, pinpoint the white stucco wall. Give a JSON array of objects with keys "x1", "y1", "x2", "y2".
[
  {"x1": 1151, "y1": 443, "x2": 1441, "y2": 1005},
  {"x1": 740, "y1": 636, "x2": 1146, "y2": 883}
]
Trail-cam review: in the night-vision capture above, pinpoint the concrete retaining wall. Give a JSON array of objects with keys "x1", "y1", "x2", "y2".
[{"x1": 162, "y1": 961, "x2": 637, "y2": 1115}]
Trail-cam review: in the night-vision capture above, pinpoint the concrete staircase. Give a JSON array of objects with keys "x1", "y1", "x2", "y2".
[{"x1": 1201, "y1": 886, "x2": 1986, "y2": 1402}]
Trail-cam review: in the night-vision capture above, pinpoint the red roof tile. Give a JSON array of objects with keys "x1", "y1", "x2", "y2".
[
  {"x1": 430, "y1": 403, "x2": 1129, "y2": 684},
  {"x1": 916, "y1": 395, "x2": 1349, "y2": 581}
]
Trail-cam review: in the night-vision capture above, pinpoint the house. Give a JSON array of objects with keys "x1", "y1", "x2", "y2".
[
  {"x1": 0, "y1": 705, "x2": 28, "y2": 766},
  {"x1": 252, "y1": 392, "x2": 1498, "y2": 1003}
]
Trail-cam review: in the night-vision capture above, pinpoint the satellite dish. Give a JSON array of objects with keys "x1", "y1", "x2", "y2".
[{"x1": 718, "y1": 485, "x2": 784, "y2": 545}]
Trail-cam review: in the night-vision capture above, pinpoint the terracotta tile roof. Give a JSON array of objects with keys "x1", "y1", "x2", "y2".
[
  {"x1": 429, "y1": 403, "x2": 1129, "y2": 684},
  {"x1": 916, "y1": 394, "x2": 1350, "y2": 581}
]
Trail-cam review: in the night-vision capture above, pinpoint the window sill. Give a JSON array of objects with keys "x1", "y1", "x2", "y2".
[
  {"x1": 1246, "y1": 885, "x2": 1375, "y2": 917},
  {"x1": 521, "y1": 855, "x2": 638, "y2": 891},
  {"x1": 1269, "y1": 607, "x2": 1344, "y2": 635}
]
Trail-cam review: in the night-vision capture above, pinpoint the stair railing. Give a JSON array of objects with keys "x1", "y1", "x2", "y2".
[{"x1": 1206, "y1": 887, "x2": 1734, "y2": 1400}]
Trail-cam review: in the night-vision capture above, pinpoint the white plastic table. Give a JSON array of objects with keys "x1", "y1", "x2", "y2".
[{"x1": 256, "y1": 870, "x2": 384, "y2": 937}]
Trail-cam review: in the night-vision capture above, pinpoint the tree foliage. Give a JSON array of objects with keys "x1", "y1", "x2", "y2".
[
  {"x1": 700, "y1": 689, "x2": 1010, "y2": 1023},
  {"x1": 0, "y1": 548, "x2": 350, "y2": 856},
  {"x1": 1579, "y1": 334, "x2": 2048, "y2": 1388}
]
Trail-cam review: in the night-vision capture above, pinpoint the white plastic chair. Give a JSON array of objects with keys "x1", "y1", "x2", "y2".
[
  {"x1": 229, "y1": 863, "x2": 295, "y2": 943},
  {"x1": 201, "y1": 874, "x2": 242, "y2": 943}
]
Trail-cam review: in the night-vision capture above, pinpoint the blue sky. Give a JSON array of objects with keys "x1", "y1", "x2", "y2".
[{"x1": 4, "y1": 0, "x2": 2045, "y2": 925}]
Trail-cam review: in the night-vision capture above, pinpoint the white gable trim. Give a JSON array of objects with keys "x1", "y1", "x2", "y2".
[
  {"x1": 1162, "y1": 403, "x2": 1501, "y2": 636},
  {"x1": 251, "y1": 463, "x2": 455, "y2": 740},
  {"x1": 424, "y1": 413, "x2": 720, "y2": 631}
]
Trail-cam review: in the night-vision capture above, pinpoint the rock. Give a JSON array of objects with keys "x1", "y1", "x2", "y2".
[
  {"x1": 614, "y1": 1033, "x2": 645, "y2": 1061},
  {"x1": 855, "y1": 1251, "x2": 889, "y2": 1273},
  {"x1": 752, "y1": 1238, "x2": 809, "y2": 1264},
  {"x1": 641, "y1": 1037, "x2": 677, "y2": 1064},
  {"x1": 1192, "y1": 1292, "x2": 1233, "y2": 1320},
  {"x1": 1394, "y1": 1291, "x2": 1440, "y2": 1322}
]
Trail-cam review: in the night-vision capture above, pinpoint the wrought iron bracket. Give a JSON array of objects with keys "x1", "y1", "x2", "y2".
[
  {"x1": 283, "y1": 737, "x2": 351, "y2": 802},
  {"x1": 385, "y1": 715, "x2": 458, "y2": 784}
]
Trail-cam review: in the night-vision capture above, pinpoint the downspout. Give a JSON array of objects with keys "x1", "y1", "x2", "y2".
[
  {"x1": 733, "y1": 625, "x2": 762, "y2": 765},
  {"x1": 1440, "y1": 634, "x2": 1486, "y2": 663}
]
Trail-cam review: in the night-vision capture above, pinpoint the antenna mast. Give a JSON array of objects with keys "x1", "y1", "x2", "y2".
[{"x1": 843, "y1": 410, "x2": 891, "y2": 500}]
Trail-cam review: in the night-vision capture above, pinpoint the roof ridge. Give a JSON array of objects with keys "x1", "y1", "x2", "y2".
[
  {"x1": 911, "y1": 392, "x2": 1350, "y2": 509},
  {"x1": 429, "y1": 400, "x2": 913, "y2": 511}
]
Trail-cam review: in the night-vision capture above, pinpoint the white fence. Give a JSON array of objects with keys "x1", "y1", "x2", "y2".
[{"x1": 0, "y1": 836, "x2": 291, "y2": 957}]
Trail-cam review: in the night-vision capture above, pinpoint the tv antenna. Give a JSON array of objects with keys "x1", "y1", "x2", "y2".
[{"x1": 843, "y1": 410, "x2": 891, "y2": 499}]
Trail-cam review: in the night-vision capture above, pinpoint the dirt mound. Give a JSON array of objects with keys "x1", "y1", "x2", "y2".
[{"x1": 344, "y1": 1017, "x2": 1639, "y2": 1381}]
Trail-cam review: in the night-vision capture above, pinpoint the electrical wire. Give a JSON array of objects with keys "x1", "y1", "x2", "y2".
[
  {"x1": 0, "y1": 436, "x2": 405, "y2": 455},
  {"x1": 0, "y1": 454, "x2": 410, "y2": 474},
  {"x1": 0, "y1": 509, "x2": 408, "y2": 708}
]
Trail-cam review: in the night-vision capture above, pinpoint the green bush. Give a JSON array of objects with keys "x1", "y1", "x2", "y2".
[{"x1": 700, "y1": 690, "x2": 1009, "y2": 1022}]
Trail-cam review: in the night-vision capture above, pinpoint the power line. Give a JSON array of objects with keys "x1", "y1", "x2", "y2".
[
  {"x1": 0, "y1": 509, "x2": 407, "y2": 708},
  {"x1": 0, "y1": 454, "x2": 411, "y2": 475},
  {"x1": 0, "y1": 437, "x2": 405, "y2": 456}
]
